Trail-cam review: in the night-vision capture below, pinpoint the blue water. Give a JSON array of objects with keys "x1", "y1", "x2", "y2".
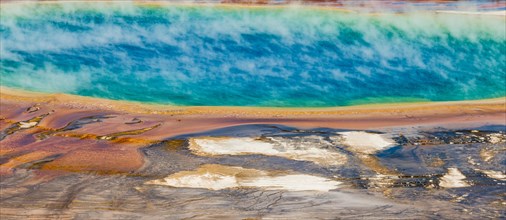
[{"x1": 1, "y1": 3, "x2": 505, "y2": 107}]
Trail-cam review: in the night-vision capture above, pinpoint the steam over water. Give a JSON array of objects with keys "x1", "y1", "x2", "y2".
[{"x1": 1, "y1": 3, "x2": 505, "y2": 106}]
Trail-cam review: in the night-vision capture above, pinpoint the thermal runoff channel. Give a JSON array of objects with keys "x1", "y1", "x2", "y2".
[{"x1": 1, "y1": 3, "x2": 505, "y2": 107}]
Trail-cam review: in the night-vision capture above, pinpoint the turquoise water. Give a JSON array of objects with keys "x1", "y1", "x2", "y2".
[{"x1": 1, "y1": 3, "x2": 505, "y2": 107}]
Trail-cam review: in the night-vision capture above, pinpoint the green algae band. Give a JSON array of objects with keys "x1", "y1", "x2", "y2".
[{"x1": 1, "y1": 3, "x2": 505, "y2": 107}]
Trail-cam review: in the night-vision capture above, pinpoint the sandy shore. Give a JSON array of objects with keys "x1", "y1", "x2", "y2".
[
  {"x1": 1, "y1": 87, "x2": 505, "y2": 219},
  {"x1": 2, "y1": 86, "x2": 505, "y2": 129},
  {"x1": 1, "y1": 86, "x2": 505, "y2": 175}
]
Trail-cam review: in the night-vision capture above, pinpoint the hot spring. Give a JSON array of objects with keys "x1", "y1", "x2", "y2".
[{"x1": 1, "y1": 2, "x2": 505, "y2": 107}]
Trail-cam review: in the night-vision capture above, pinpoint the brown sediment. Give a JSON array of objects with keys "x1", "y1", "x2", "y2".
[
  {"x1": 164, "y1": 139, "x2": 187, "y2": 151},
  {"x1": 357, "y1": 154, "x2": 398, "y2": 176},
  {"x1": 96, "y1": 123, "x2": 162, "y2": 141},
  {"x1": 0, "y1": 113, "x2": 50, "y2": 140},
  {"x1": 426, "y1": 157, "x2": 446, "y2": 168},
  {"x1": 0, "y1": 87, "x2": 505, "y2": 175}
]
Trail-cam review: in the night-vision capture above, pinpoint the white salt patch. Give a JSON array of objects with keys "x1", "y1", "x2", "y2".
[
  {"x1": 480, "y1": 170, "x2": 506, "y2": 181},
  {"x1": 191, "y1": 137, "x2": 278, "y2": 155},
  {"x1": 146, "y1": 165, "x2": 341, "y2": 192},
  {"x1": 337, "y1": 131, "x2": 395, "y2": 154},
  {"x1": 19, "y1": 121, "x2": 37, "y2": 129},
  {"x1": 489, "y1": 136, "x2": 501, "y2": 144},
  {"x1": 154, "y1": 172, "x2": 238, "y2": 190},
  {"x1": 242, "y1": 174, "x2": 340, "y2": 191},
  {"x1": 488, "y1": 133, "x2": 504, "y2": 144},
  {"x1": 189, "y1": 136, "x2": 346, "y2": 166},
  {"x1": 439, "y1": 168, "x2": 469, "y2": 188},
  {"x1": 364, "y1": 174, "x2": 398, "y2": 188},
  {"x1": 480, "y1": 149, "x2": 495, "y2": 162}
]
